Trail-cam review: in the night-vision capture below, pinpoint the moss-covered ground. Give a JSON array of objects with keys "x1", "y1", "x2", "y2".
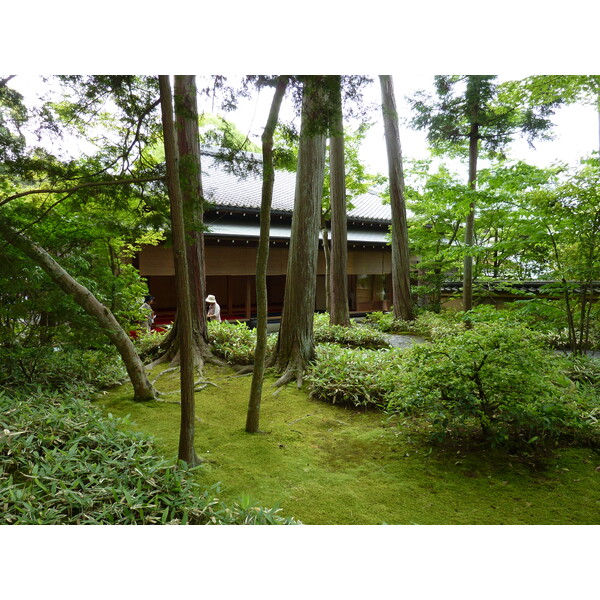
[{"x1": 95, "y1": 363, "x2": 600, "y2": 525}]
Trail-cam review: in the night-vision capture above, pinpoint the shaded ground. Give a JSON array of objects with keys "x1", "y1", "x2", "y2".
[{"x1": 95, "y1": 363, "x2": 600, "y2": 525}]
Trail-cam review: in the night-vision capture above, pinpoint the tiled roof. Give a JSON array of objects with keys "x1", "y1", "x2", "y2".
[{"x1": 200, "y1": 146, "x2": 391, "y2": 223}]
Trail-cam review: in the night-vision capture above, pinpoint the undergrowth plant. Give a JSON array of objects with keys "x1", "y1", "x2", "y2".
[
  {"x1": 207, "y1": 320, "x2": 277, "y2": 365},
  {"x1": 307, "y1": 344, "x2": 405, "y2": 408},
  {"x1": 388, "y1": 323, "x2": 599, "y2": 448},
  {"x1": 0, "y1": 346, "x2": 126, "y2": 393},
  {"x1": 313, "y1": 313, "x2": 390, "y2": 349},
  {"x1": 0, "y1": 388, "x2": 298, "y2": 525}
]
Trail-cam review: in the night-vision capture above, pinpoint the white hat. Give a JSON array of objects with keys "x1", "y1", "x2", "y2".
[{"x1": 205, "y1": 294, "x2": 217, "y2": 303}]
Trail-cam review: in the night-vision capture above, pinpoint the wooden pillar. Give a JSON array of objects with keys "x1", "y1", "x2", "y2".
[
  {"x1": 227, "y1": 276, "x2": 233, "y2": 319},
  {"x1": 245, "y1": 275, "x2": 252, "y2": 319}
]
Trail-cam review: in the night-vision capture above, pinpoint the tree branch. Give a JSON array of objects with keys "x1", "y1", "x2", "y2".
[{"x1": 0, "y1": 175, "x2": 165, "y2": 208}]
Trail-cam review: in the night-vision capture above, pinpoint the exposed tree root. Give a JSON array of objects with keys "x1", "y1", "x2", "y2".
[
  {"x1": 272, "y1": 353, "x2": 305, "y2": 389},
  {"x1": 151, "y1": 366, "x2": 180, "y2": 386},
  {"x1": 155, "y1": 397, "x2": 181, "y2": 405},
  {"x1": 194, "y1": 380, "x2": 218, "y2": 392},
  {"x1": 287, "y1": 414, "x2": 312, "y2": 425}
]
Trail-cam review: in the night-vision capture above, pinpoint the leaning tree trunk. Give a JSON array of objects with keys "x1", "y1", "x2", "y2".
[
  {"x1": 272, "y1": 76, "x2": 327, "y2": 388},
  {"x1": 159, "y1": 75, "x2": 199, "y2": 466},
  {"x1": 0, "y1": 218, "x2": 155, "y2": 402},
  {"x1": 329, "y1": 75, "x2": 350, "y2": 326},
  {"x1": 246, "y1": 75, "x2": 289, "y2": 433},
  {"x1": 379, "y1": 75, "x2": 414, "y2": 322},
  {"x1": 151, "y1": 75, "x2": 215, "y2": 372}
]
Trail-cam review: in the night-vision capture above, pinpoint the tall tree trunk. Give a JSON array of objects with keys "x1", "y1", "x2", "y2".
[
  {"x1": 159, "y1": 75, "x2": 199, "y2": 465},
  {"x1": 463, "y1": 78, "x2": 481, "y2": 314},
  {"x1": 272, "y1": 76, "x2": 327, "y2": 387},
  {"x1": 152, "y1": 75, "x2": 214, "y2": 370},
  {"x1": 379, "y1": 75, "x2": 414, "y2": 321},
  {"x1": 246, "y1": 75, "x2": 288, "y2": 433},
  {"x1": 0, "y1": 218, "x2": 155, "y2": 402},
  {"x1": 329, "y1": 76, "x2": 350, "y2": 326}
]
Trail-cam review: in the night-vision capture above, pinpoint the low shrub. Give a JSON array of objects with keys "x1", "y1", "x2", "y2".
[
  {"x1": 388, "y1": 323, "x2": 599, "y2": 448},
  {"x1": 207, "y1": 320, "x2": 277, "y2": 365},
  {"x1": 363, "y1": 309, "x2": 463, "y2": 339},
  {"x1": 134, "y1": 327, "x2": 170, "y2": 362},
  {"x1": 313, "y1": 313, "x2": 390, "y2": 349},
  {"x1": 0, "y1": 388, "x2": 298, "y2": 525},
  {"x1": 0, "y1": 346, "x2": 126, "y2": 394},
  {"x1": 306, "y1": 344, "x2": 405, "y2": 408},
  {"x1": 362, "y1": 311, "x2": 421, "y2": 335}
]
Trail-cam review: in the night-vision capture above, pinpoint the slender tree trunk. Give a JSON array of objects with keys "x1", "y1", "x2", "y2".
[
  {"x1": 379, "y1": 75, "x2": 414, "y2": 321},
  {"x1": 246, "y1": 75, "x2": 288, "y2": 433},
  {"x1": 0, "y1": 219, "x2": 155, "y2": 402},
  {"x1": 159, "y1": 75, "x2": 198, "y2": 465},
  {"x1": 272, "y1": 76, "x2": 327, "y2": 387},
  {"x1": 329, "y1": 76, "x2": 350, "y2": 326},
  {"x1": 322, "y1": 225, "x2": 331, "y2": 313}
]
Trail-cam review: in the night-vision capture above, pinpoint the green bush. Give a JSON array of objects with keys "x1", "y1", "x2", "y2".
[
  {"x1": 313, "y1": 313, "x2": 390, "y2": 349},
  {"x1": 133, "y1": 327, "x2": 170, "y2": 362},
  {"x1": 363, "y1": 309, "x2": 464, "y2": 340},
  {"x1": 388, "y1": 323, "x2": 599, "y2": 448},
  {"x1": 362, "y1": 311, "x2": 421, "y2": 334},
  {"x1": 307, "y1": 344, "x2": 405, "y2": 408},
  {"x1": 0, "y1": 346, "x2": 126, "y2": 394},
  {"x1": 207, "y1": 320, "x2": 277, "y2": 365},
  {"x1": 0, "y1": 388, "x2": 298, "y2": 525}
]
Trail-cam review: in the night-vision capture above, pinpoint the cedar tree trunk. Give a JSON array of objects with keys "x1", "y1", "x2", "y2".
[
  {"x1": 329, "y1": 75, "x2": 350, "y2": 326},
  {"x1": 463, "y1": 114, "x2": 479, "y2": 313},
  {"x1": 272, "y1": 76, "x2": 327, "y2": 387},
  {"x1": 159, "y1": 75, "x2": 199, "y2": 465},
  {"x1": 379, "y1": 75, "x2": 414, "y2": 321},
  {"x1": 151, "y1": 75, "x2": 214, "y2": 370}
]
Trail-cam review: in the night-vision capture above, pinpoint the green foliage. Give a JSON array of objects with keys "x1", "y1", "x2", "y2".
[
  {"x1": 309, "y1": 310, "x2": 599, "y2": 449},
  {"x1": 307, "y1": 344, "x2": 403, "y2": 408},
  {"x1": 388, "y1": 323, "x2": 598, "y2": 448},
  {"x1": 362, "y1": 310, "x2": 424, "y2": 335},
  {"x1": 313, "y1": 313, "x2": 389, "y2": 349},
  {"x1": 409, "y1": 76, "x2": 556, "y2": 160},
  {"x1": 133, "y1": 327, "x2": 170, "y2": 362},
  {"x1": 0, "y1": 345, "x2": 126, "y2": 394},
  {"x1": 207, "y1": 320, "x2": 277, "y2": 365},
  {"x1": 0, "y1": 387, "x2": 298, "y2": 524},
  {"x1": 0, "y1": 77, "x2": 27, "y2": 164},
  {"x1": 364, "y1": 309, "x2": 462, "y2": 339}
]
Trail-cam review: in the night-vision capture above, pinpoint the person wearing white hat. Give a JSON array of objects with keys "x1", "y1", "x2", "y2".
[{"x1": 205, "y1": 294, "x2": 221, "y2": 322}]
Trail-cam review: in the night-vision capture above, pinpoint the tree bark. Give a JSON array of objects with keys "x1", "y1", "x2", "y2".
[
  {"x1": 462, "y1": 77, "x2": 481, "y2": 314},
  {"x1": 379, "y1": 75, "x2": 414, "y2": 321},
  {"x1": 246, "y1": 76, "x2": 289, "y2": 433},
  {"x1": 329, "y1": 76, "x2": 350, "y2": 326},
  {"x1": 0, "y1": 218, "x2": 155, "y2": 402},
  {"x1": 159, "y1": 75, "x2": 198, "y2": 465},
  {"x1": 151, "y1": 76, "x2": 215, "y2": 371},
  {"x1": 272, "y1": 76, "x2": 327, "y2": 387},
  {"x1": 463, "y1": 119, "x2": 479, "y2": 313}
]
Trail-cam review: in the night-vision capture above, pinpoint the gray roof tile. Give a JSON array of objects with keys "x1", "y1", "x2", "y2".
[{"x1": 200, "y1": 146, "x2": 391, "y2": 223}]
